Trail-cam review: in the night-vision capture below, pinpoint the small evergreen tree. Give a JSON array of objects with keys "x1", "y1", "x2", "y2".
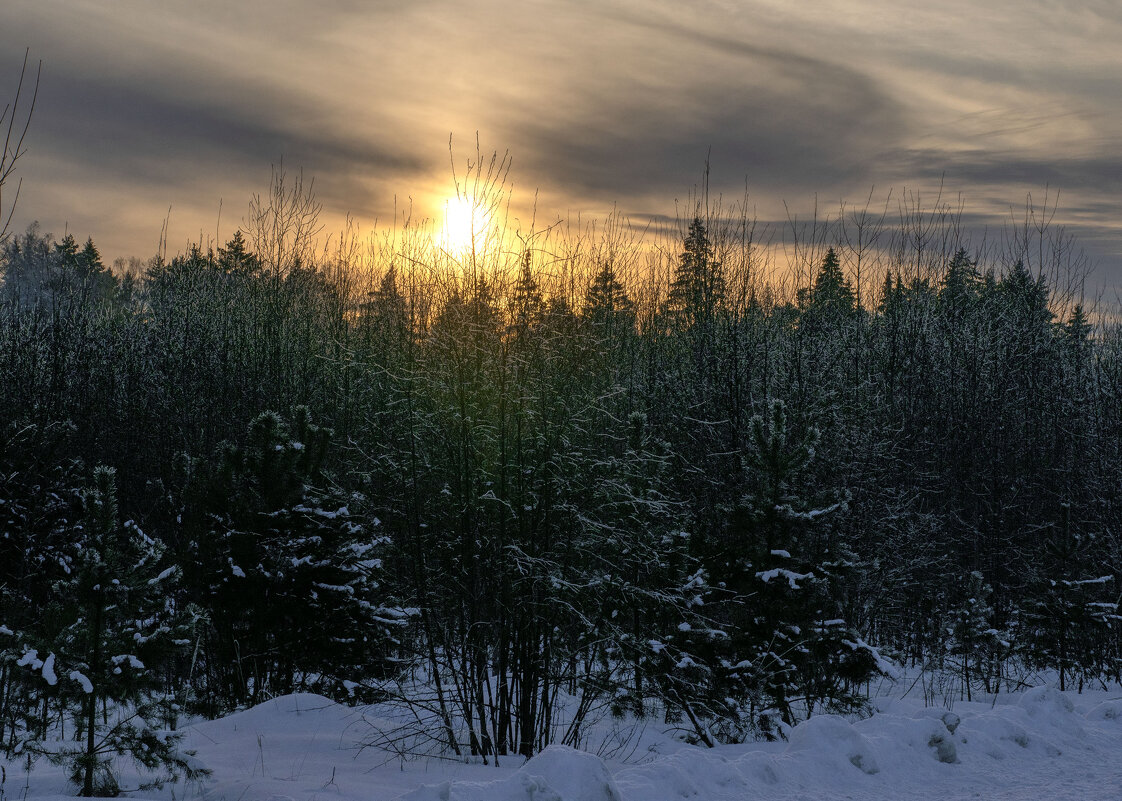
[
  {"x1": 216, "y1": 230, "x2": 261, "y2": 275},
  {"x1": 940, "y1": 248, "x2": 981, "y2": 306},
  {"x1": 0, "y1": 420, "x2": 85, "y2": 756},
  {"x1": 46, "y1": 466, "x2": 205, "y2": 796},
  {"x1": 509, "y1": 251, "x2": 545, "y2": 338},
  {"x1": 946, "y1": 571, "x2": 1005, "y2": 700},
  {"x1": 799, "y1": 247, "x2": 855, "y2": 321},
  {"x1": 362, "y1": 265, "x2": 409, "y2": 342},
  {"x1": 183, "y1": 408, "x2": 406, "y2": 710},
  {"x1": 696, "y1": 400, "x2": 880, "y2": 738},
  {"x1": 667, "y1": 216, "x2": 723, "y2": 329},
  {"x1": 1026, "y1": 504, "x2": 1118, "y2": 690},
  {"x1": 1064, "y1": 304, "x2": 1092, "y2": 347},
  {"x1": 584, "y1": 259, "x2": 635, "y2": 338}
]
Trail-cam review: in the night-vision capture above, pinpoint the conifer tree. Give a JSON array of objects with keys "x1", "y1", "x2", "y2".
[
  {"x1": 940, "y1": 248, "x2": 981, "y2": 310},
  {"x1": 699, "y1": 401, "x2": 879, "y2": 737},
  {"x1": 216, "y1": 230, "x2": 261, "y2": 275},
  {"x1": 509, "y1": 251, "x2": 545, "y2": 338},
  {"x1": 1064, "y1": 304, "x2": 1092, "y2": 347},
  {"x1": 364, "y1": 265, "x2": 408, "y2": 341},
  {"x1": 667, "y1": 216, "x2": 723, "y2": 329},
  {"x1": 1026, "y1": 504, "x2": 1118, "y2": 690},
  {"x1": 183, "y1": 408, "x2": 405, "y2": 709},
  {"x1": 0, "y1": 222, "x2": 52, "y2": 305},
  {"x1": 55, "y1": 233, "x2": 79, "y2": 269},
  {"x1": 800, "y1": 247, "x2": 855, "y2": 318},
  {"x1": 0, "y1": 420, "x2": 85, "y2": 755},
  {"x1": 584, "y1": 259, "x2": 635, "y2": 338},
  {"x1": 76, "y1": 238, "x2": 102, "y2": 280},
  {"x1": 45, "y1": 466, "x2": 204, "y2": 796},
  {"x1": 946, "y1": 571, "x2": 1005, "y2": 700}
]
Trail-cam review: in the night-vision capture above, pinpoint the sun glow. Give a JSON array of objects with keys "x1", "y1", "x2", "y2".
[{"x1": 440, "y1": 194, "x2": 489, "y2": 254}]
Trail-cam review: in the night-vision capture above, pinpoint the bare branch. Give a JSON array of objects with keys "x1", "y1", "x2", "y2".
[{"x1": 0, "y1": 49, "x2": 41, "y2": 247}]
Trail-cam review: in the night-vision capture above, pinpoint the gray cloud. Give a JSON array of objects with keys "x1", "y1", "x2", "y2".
[
  {"x1": 891, "y1": 149, "x2": 1122, "y2": 196},
  {"x1": 509, "y1": 33, "x2": 905, "y2": 202},
  {"x1": 35, "y1": 74, "x2": 422, "y2": 183}
]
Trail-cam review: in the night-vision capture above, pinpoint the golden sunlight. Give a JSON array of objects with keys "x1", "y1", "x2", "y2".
[{"x1": 440, "y1": 193, "x2": 488, "y2": 254}]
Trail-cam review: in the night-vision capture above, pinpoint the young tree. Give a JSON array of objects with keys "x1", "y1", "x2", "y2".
[
  {"x1": 181, "y1": 407, "x2": 406, "y2": 711},
  {"x1": 584, "y1": 259, "x2": 635, "y2": 339},
  {"x1": 1026, "y1": 504, "x2": 1119, "y2": 691},
  {"x1": 509, "y1": 251, "x2": 545, "y2": 338},
  {"x1": 216, "y1": 230, "x2": 261, "y2": 276},
  {"x1": 696, "y1": 401, "x2": 880, "y2": 738},
  {"x1": 799, "y1": 247, "x2": 855, "y2": 320},
  {"x1": 666, "y1": 216, "x2": 724, "y2": 330},
  {"x1": 0, "y1": 420, "x2": 85, "y2": 756},
  {"x1": 946, "y1": 571, "x2": 1005, "y2": 700},
  {"x1": 45, "y1": 466, "x2": 204, "y2": 796}
]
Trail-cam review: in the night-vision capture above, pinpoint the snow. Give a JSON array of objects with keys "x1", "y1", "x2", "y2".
[
  {"x1": 41, "y1": 653, "x2": 57, "y2": 686},
  {"x1": 69, "y1": 670, "x2": 93, "y2": 694},
  {"x1": 401, "y1": 746, "x2": 621, "y2": 801},
  {"x1": 111, "y1": 654, "x2": 145, "y2": 670},
  {"x1": 843, "y1": 638, "x2": 902, "y2": 680},
  {"x1": 150, "y1": 566, "x2": 177, "y2": 584},
  {"x1": 6, "y1": 683, "x2": 1122, "y2": 801},
  {"x1": 16, "y1": 647, "x2": 42, "y2": 669},
  {"x1": 756, "y1": 567, "x2": 812, "y2": 588},
  {"x1": 785, "y1": 713, "x2": 881, "y2": 774}
]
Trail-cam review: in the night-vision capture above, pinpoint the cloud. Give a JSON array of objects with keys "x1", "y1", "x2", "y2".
[
  {"x1": 34, "y1": 73, "x2": 421, "y2": 185},
  {"x1": 506, "y1": 23, "x2": 906, "y2": 203},
  {"x1": 891, "y1": 149, "x2": 1122, "y2": 196}
]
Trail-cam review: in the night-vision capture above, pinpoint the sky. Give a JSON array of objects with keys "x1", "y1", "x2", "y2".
[{"x1": 2, "y1": 0, "x2": 1121, "y2": 295}]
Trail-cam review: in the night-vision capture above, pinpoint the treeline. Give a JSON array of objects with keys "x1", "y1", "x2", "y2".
[{"x1": 1, "y1": 181, "x2": 1121, "y2": 787}]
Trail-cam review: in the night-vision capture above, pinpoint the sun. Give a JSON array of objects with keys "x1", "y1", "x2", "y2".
[{"x1": 440, "y1": 194, "x2": 488, "y2": 254}]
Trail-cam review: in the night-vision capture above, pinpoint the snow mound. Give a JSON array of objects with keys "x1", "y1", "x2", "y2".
[
  {"x1": 1020, "y1": 685, "x2": 1075, "y2": 716},
  {"x1": 399, "y1": 773, "x2": 561, "y2": 801},
  {"x1": 614, "y1": 748, "x2": 747, "y2": 799},
  {"x1": 786, "y1": 714, "x2": 880, "y2": 774},
  {"x1": 1017, "y1": 684, "x2": 1086, "y2": 742},
  {"x1": 1085, "y1": 700, "x2": 1122, "y2": 722},
  {"x1": 862, "y1": 712, "x2": 961, "y2": 765},
  {"x1": 399, "y1": 745, "x2": 620, "y2": 801},
  {"x1": 519, "y1": 746, "x2": 621, "y2": 801}
]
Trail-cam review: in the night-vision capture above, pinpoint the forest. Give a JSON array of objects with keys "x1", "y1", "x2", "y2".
[{"x1": 1, "y1": 160, "x2": 1121, "y2": 793}]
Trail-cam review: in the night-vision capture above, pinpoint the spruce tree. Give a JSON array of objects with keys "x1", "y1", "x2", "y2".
[
  {"x1": 509, "y1": 251, "x2": 545, "y2": 338},
  {"x1": 183, "y1": 408, "x2": 405, "y2": 710},
  {"x1": 701, "y1": 401, "x2": 879, "y2": 737},
  {"x1": 216, "y1": 230, "x2": 261, "y2": 275},
  {"x1": 0, "y1": 420, "x2": 85, "y2": 756},
  {"x1": 584, "y1": 260, "x2": 635, "y2": 339},
  {"x1": 667, "y1": 216, "x2": 723, "y2": 330},
  {"x1": 46, "y1": 466, "x2": 204, "y2": 796},
  {"x1": 799, "y1": 247, "x2": 855, "y2": 318},
  {"x1": 1026, "y1": 504, "x2": 1118, "y2": 690},
  {"x1": 946, "y1": 571, "x2": 1004, "y2": 700}
]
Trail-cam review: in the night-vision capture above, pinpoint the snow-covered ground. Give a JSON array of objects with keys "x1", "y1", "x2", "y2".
[{"x1": 6, "y1": 683, "x2": 1122, "y2": 801}]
